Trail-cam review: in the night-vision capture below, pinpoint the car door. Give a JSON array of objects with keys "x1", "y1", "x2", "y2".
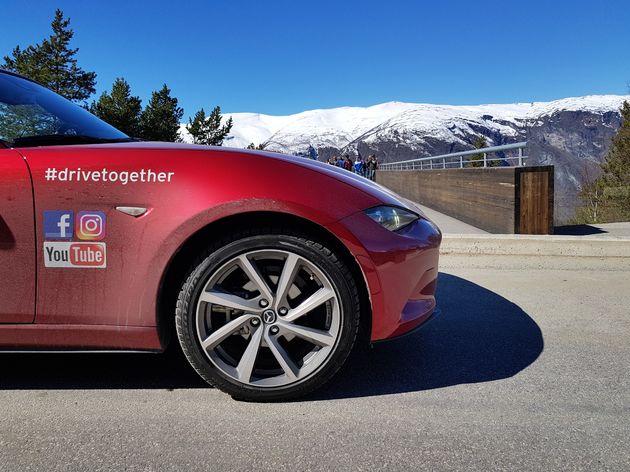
[
  {"x1": 23, "y1": 145, "x2": 171, "y2": 328},
  {"x1": 0, "y1": 147, "x2": 36, "y2": 323}
]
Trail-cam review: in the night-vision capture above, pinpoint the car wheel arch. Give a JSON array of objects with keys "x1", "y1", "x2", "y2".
[{"x1": 155, "y1": 211, "x2": 372, "y2": 352}]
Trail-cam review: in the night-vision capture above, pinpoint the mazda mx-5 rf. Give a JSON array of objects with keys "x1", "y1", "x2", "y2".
[{"x1": 0, "y1": 70, "x2": 441, "y2": 401}]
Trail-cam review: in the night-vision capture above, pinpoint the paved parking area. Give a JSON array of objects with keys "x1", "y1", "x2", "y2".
[
  {"x1": 1, "y1": 254, "x2": 628, "y2": 471},
  {"x1": 417, "y1": 204, "x2": 488, "y2": 234}
]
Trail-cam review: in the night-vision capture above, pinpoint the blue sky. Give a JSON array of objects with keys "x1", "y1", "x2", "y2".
[{"x1": 2, "y1": 0, "x2": 629, "y2": 117}]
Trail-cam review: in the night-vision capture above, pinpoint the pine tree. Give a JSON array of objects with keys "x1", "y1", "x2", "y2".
[
  {"x1": 576, "y1": 101, "x2": 630, "y2": 223},
  {"x1": 2, "y1": 9, "x2": 96, "y2": 103},
  {"x1": 186, "y1": 106, "x2": 233, "y2": 146},
  {"x1": 467, "y1": 136, "x2": 488, "y2": 167},
  {"x1": 246, "y1": 142, "x2": 266, "y2": 150},
  {"x1": 598, "y1": 101, "x2": 630, "y2": 220},
  {"x1": 140, "y1": 85, "x2": 183, "y2": 142},
  {"x1": 90, "y1": 78, "x2": 142, "y2": 137}
]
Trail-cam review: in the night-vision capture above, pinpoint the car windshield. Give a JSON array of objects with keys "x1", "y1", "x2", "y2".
[{"x1": 0, "y1": 71, "x2": 131, "y2": 148}]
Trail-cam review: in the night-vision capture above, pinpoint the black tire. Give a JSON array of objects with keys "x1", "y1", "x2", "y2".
[{"x1": 175, "y1": 228, "x2": 360, "y2": 402}]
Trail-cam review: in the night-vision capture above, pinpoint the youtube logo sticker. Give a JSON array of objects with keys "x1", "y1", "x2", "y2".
[{"x1": 44, "y1": 242, "x2": 106, "y2": 268}]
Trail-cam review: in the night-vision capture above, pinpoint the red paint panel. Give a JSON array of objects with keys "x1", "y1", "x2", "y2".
[
  {"x1": 328, "y1": 212, "x2": 441, "y2": 341},
  {"x1": 22, "y1": 143, "x2": 378, "y2": 329},
  {"x1": 3, "y1": 139, "x2": 441, "y2": 348},
  {"x1": 0, "y1": 324, "x2": 161, "y2": 350},
  {"x1": 0, "y1": 149, "x2": 35, "y2": 323}
]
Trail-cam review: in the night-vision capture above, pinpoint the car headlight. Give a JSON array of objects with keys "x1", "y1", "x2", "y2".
[{"x1": 364, "y1": 205, "x2": 419, "y2": 231}]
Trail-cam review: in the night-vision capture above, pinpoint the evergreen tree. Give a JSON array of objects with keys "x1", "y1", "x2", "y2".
[
  {"x1": 467, "y1": 136, "x2": 488, "y2": 167},
  {"x1": 2, "y1": 9, "x2": 96, "y2": 103},
  {"x1": 90, "y1": 78, "x2": 142, "y2": 136},
  {"x1": 186, "y1": 106, "x2": 233, "y2": 146},
  {"x1": 578, "y1": 100, "x2": 630, "y2": 223},
  {"x1": 246, "y1": 142, "x2": 266, "y2": 150},
  {"x1": 140, "y1": 84, "x2": 183, "y2": 142},
  {"x1": 600, "y1": 100, "x2": 630, "y2": 218}
]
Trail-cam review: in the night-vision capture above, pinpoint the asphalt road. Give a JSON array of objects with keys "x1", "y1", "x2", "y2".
[{"x1": 1, "y1": 254, "x2": 628, "y2": 471}]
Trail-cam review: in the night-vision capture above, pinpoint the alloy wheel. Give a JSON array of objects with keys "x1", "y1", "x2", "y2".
[{"x1": 195, "y1": 249, "x2": 341, "y2": 387}]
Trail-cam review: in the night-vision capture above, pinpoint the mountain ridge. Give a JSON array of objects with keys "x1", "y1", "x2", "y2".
[
  {"x1": 209, "y1": 95, "x2": 627, "y2": 152},
  {"x1": 180, "y1": 94, "x2": 628, "y2": 223}
]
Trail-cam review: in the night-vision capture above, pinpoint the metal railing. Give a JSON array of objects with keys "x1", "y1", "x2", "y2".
[{"x1": 379, "y1": 141, "x2": 528, "y2": 171}]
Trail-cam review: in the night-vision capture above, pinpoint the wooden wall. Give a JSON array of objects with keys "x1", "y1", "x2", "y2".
[{"x1": 376, "y1": 166, "x2": 554, "y2": 234}]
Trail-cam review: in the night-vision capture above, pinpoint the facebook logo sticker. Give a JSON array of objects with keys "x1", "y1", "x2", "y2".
[{"x1": 43, "y1": 211, "x2": 74, "y2": 240}]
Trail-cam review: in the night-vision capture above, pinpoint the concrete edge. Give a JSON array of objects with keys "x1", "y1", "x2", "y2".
[{"x1": 441, "y1": 234, "x2": 630, "y2": 257}]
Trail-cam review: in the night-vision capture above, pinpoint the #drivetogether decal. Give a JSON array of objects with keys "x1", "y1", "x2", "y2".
[
  {"x1": 43, "y1": 210, "x2": 107, "y2": 268},
  {"x1": 44, "y1": 167, "x2": 174, "y2": 185}
]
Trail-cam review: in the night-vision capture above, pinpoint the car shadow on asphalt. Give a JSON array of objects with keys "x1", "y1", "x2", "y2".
[
  {"x1": 0, "y1": 273, "x2": 543, "y2": 397},
  {"x1": 0, "y1": 348, "x2": 207, "y2": 390},
  {"x1": 311, "y1": 272, "x2": 544, "y2": 400}
]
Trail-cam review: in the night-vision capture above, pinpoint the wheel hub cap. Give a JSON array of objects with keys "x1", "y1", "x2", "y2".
[{"x1": 262, "y1": 309, "x2": 277, "y2": 324}]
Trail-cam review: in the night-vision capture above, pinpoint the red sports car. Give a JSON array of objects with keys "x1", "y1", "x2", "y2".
[{"x1": 0, "y1": 70, "x2": 441, "y2": 401}]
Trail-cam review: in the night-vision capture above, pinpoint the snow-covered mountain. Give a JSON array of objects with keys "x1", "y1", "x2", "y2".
[
  {"x1": 180, "y1": 95, "x2": 625, "y2": 156},
  {"x1": 180, "y1": 95, "x2": 628, "y2": 223}
]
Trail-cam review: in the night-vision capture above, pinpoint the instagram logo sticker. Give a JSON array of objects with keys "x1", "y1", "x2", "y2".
[{"x1": 76, "y1": 211, "x2": 106, "y2": 241}]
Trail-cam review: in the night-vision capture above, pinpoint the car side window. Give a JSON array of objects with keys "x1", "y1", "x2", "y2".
[
  {"x1": 0, "y1": 103, "x2": 59, "y2": 143},
  {"x1": 0, "y1": 73, "x2": 128, "y2": 148}
]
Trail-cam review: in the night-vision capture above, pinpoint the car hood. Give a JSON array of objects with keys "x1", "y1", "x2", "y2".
[
  {"x1": 67, "y1": 141, "x2": 421, "y2": 214},
  {"x1": 243, "y1": 147, "x2": 426, "y2": 216}
]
